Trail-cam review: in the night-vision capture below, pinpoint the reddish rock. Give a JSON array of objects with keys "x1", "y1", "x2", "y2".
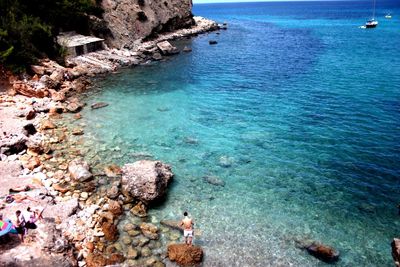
[
  {"x1": 306, "y1": 243, "x2": 339, "y2": 263},
  {"x1": 41, "y1": 120, "x2": 56, "y2": 130},
  {"x1": 86, "y1": 253, "x2": 108, "y2": 267},
  {"x1": 26, "y1": 109, "x2": 36, "y2": 120},
  {"x1": 108, "y1": 200, "x2": 122, "y2": 216},
  {"x1": 130, "y1": 201, "x2": 147, "y2": 218},
  {"x1": 167, "y1": 243, "x2": 203, "y2": 266},
  {"x1": 102, "y1": 222, "x2": 119, "y2": 242},
  {"x1": 13, "y1": 81, "x2": 47, "y2": 98},
  {"x1": 53, "y1": 183, "x2": 69, "y2": 193},
  {"x1": 108, "y1": 253, "x2": 125, "y2": 265},
  {"x1": 104, "y1": 164, "x2": 122, "y2": 178}
]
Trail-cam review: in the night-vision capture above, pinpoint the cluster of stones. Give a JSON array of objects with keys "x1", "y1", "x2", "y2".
[{"x1": 0, "y1": 15, "x2": 220, "y2": 267}]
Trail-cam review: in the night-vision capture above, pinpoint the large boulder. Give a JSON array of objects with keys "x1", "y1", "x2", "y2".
[
  {"x1": 157, "y1": 41, "x2": 179, "y2": 55},
  {"x1": 305, "y1": 243, "x2": 339, "y2": 263},
  {"x1": 121, "y1": 160, "x2": 173, "y2": 203},
  {"x1": 392, "y1": 238, "x2": 400, "y2": 266},
  {"x1": 68, "y1": 158, "x2": 92, "y2": 182},
  {"x1": 167, "y1": 243, "x2": 203, "y2": 266}
]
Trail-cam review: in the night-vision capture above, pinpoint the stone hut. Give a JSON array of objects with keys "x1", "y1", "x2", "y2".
[{"x1": 57, "y1": 32, "x2": 104, "y2": 57}]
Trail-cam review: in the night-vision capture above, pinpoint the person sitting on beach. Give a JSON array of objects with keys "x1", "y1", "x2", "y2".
[
  {"x1": 4, "y1": 194, "x2": 38, "y2": 204},
  {"x1": 23, "y1": 207, "x2": 44, "y2": 230},
  {"x1": 179, "y1": 211, "x2": 195, "y2": 246},
  {"x1": 9, "y1": 184, "x2": 40, "y2": 193},
  {"x1": 13, "y1": 210, "x2": 25, "y2": 243}
]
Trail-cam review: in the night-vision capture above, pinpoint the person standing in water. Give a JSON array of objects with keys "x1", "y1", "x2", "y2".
[{"x1": 179, "y1": 211, "x2": 194, "y2": 246}]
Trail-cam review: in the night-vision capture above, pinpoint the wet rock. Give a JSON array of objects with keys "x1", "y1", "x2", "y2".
[
  {"x1": 140, "y1": 222, "x2": 159, "y2": 240},
  {"x1": 123, "y1": 223, "x2": 136, "y2": 232},
  {"x1": 104, "y1": 164, "x2": 122, "y2": 178},
  {"x1": 167, "y1": 243, "x2": 203, "y2": 266},
  {"x1": 130, "y1": 201, "x2": 148, "y2": 217},
  {"x1": 102, "y1": 221, "x2": 119, "y2": 242},
  {"x1": 218, "y1": 155, "x2": 234, "y2": 168},
  {"x1": 160, "y1": 220, "x2": 184, "y2": 233},
  {"x1": 66, "y1": 101, "x2": 83, "y2": 113},
  {"x1": 108, "y1": 200, "x2": 122, "y2": 216},
  {"x1": 141, "y1": 246, "x2": 152, "y2": 257},
  {"x1": 127, "y1": 247, "x2": 139, "y2": 259},
  {"x1": 203, "y1": 175, "x2": 225, "y2": 187},
  {"x1": 183, "y1": 46, "x2": 192, "y2": 52},
  {"x1": 209, "y1": 40, "x2": 218, "y2": 45},
  {"x1": 91, "y1": 102, "x2": 109, "y2": 109},
  {"x1": 121, "y1": 235, "x2": 132, "y2": 245},
  {"x1": 304, "y1": 242, "x2": 340, "y2": 263},
  {"x1": 157, "y1": 41, "x2": 179, "y2": 55},
  {"x1": 68, "y1": 158, "x2": 92, "y2": 182},
  {"x1": 121, "y1": 160, "x2": 173, "y2": 203},
  {"x1": 392, "y1": 238, "x2": 400, "y2": 267},
  {"x1": 128, "y1": 230, "x2": 140, "y2": 237},
  {"x1": 108, "y1": 253, "x2": 125, "y2": 265},
  {"x1": 107, "y1": 185, "x2": 119, "y2": 199},
  {"x1": 72, "y1": 128, "x2": 84, "y2": 135},
  {"x1": 137, "y1": 236, "x2": 150, "y2": 247}
]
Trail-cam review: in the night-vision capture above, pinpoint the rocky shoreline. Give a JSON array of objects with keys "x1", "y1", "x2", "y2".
[{"x1": 0, "y1": 16, "x2": 219, "y2": 267}]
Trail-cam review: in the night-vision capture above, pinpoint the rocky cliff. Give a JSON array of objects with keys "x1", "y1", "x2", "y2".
[{"x1": 100, "y1": 0, "x2": 195, "y2": 49}]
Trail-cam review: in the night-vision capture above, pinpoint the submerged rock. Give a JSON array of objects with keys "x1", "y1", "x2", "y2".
[
  {"x1": 160, "y1": 220, "x2": 184, "y2": 233},
  {"x1": 209, "y1": 40, "x2": 218, "y2": 45},
  {"x1": 91, "y1": 102, "x2": 109, "y2": 109},
  {"x1": 203, "y1": 175, "x2": 225, "y2": 187},
  {"x1": 183, "y1": 46, "x2": 192, "y2": 52},
  {"x1": 121, "y1": 160, "x2": 173, "y2": 203},
  {"x1": 130, "y1": 201, "x2": 148, "y2": 217},
  {"x1": 140, "y1": 222, "x2": 159, "y2": 240},
  {"x1": 167, "y1": 243, "x2": 203, "y2": 266},
  {"x1": 306, "y1": 243, "x2": 339, "y2": 263}
]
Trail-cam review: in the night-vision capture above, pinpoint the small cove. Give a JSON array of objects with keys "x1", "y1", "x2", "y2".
[{"x1": 63, "y1": 1, "x2": 400, "y2": 265}]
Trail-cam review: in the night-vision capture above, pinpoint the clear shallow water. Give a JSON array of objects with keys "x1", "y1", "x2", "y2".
[{"x1": 70, "y1": 1, "x2": 400, "y2": 266}]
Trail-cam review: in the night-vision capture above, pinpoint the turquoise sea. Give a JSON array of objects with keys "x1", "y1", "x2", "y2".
[{"x1": 70, "y1": 1, "x2": 400, "y2": 266}]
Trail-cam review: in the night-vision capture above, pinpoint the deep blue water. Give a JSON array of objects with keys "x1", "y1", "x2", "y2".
[{"x1": 70, "y1": 1, "x2": 400, "y2": 266}]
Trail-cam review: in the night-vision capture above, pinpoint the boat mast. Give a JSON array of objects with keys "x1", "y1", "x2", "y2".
[{"x1": 372, "y1": 0, "x2": 376, "y2": 19}]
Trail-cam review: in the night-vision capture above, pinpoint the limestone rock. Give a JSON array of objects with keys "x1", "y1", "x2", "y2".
[
  {"x1": 107, "y1": 185, "x2": 119, "y2": 199},
  {"x1": 130, "y1": 201, "x2": 147, "y2": 218},
  {"x1": 68, "y1": 158, "x2": 92, "y2": 182},
  {"x1": 0, "y1": 134, "x2": 27, "y2": 155},
  {"x1": 167, "y1": 243, "x2": 203, "y2": 266},
  {"x1": 121, "y1": 160, "x2": 173, "y2": 203},
  {"x1": 392, "y1": 238, "x2": 400, "y2": 267},
  {"x1": 157, "y1": 41, "x2": 179, "y2": 55},
  {"x1": 101, "y1": 0, "x2": 194, "y2": 49},
  {"x1": 140, "y1": 222, "x2": 159, "y2": 240},
  {"x1": 39, "y1": 75, "x2": 58, "y2": 89},
  {"x1": 41, "y1": 120, "x2": 56, "y2": 130}
]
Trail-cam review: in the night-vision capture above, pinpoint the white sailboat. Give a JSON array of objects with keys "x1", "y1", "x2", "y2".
[{"x1": 365, "y1": 0, "x2": 378, "y2": 28}]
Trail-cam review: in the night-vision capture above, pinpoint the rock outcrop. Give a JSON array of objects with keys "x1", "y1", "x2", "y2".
[
  {"x1": 167, "y1": 243, "x2": 203, "y2": 266},
  {"x1": 392, "y1": 238, "x2": 400, "y2": 266},
  {"x1": 100, "y1": 0, "x2": 194, "y2": 49},
  {"x1": 121, "y1": 160, "x2": 173, "y2": 203}
]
